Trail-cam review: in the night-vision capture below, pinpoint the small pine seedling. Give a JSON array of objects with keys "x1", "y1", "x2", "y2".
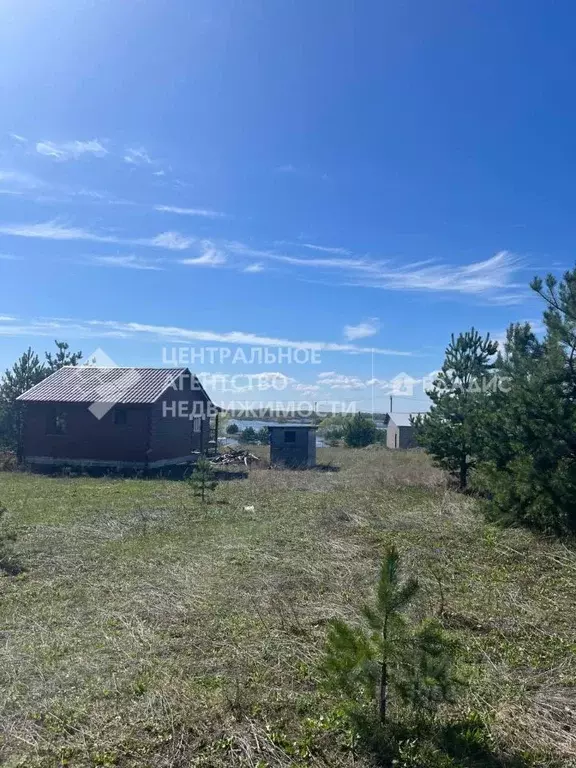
[
  {"x1": 188, "y1": 457, "x2": 218, "y2": 502},
  {"x1": 322, "y1": 544, "x2": 462, "y2": 728}
]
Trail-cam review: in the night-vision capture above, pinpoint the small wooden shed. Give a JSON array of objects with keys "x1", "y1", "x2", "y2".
[
  {"x1": 386, "y1": 413, "x2": 417, "y2": 449},
  {"x1": 16, "y1": 366, "x2": 218, "y2": 470},
  {"x1": 268, "y1": 424, "x2": 317, "y2": 468}
]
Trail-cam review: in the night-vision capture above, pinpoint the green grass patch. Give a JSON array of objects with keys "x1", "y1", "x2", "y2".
[{"x1": 0, "y1": 448, "x2": 574, "y2": 766}]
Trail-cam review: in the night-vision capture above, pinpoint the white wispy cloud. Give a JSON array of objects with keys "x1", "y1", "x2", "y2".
[
  {"x1": 343, "y1": 318, "x2": 380, "y2": 341},
  {"x1": 124, "y1": 146, "x2": 153, "y2": 165},
  {"x1": 314, "y1": 371, "x2": 424, "y2": 394},
  {"x1": 148, "y1": 231, "x2": 194, "y2": 251},
  {"x1": 317, "y1": 372, "x2": 366, "y2": 389},
  {"x1": 74, "y1": 320, "x2": 412, "y2": 357},
  {"x1": 86, "y1": 254, "x2": 163, "y2": 271},
  {"x1": 365, "y1": 373, "x2": 422, "y2": 393},
  {"x1": 82, "y1": 320, "x2": 410, "y2": 355},
  {"x1": 9, "y1": 133, "x2": 27, "y2": 143},
  {"x1": 0, "y1": 253, "x2": 21, "y2": 261},
  {"x1": 243, "y1": 263, "x2": 264, "y2": 273},
  {"x1": 0, "y1": 316, "x2": 116, "y2": 339},
  {"x1": 353, "y1": 251, "x2": 525, "y2": 300},
  {"x1": 36, "y1": 139, "x2": 108, "y2": 160},
  {"x1": 0, "y1": 170, "x2": 44, "y2": 190},
  {"x1": 229, "y1": 242, "x2": 525, "y2": 303},
  {"x1": 155, "y1": 204, "x2": 226, "y2": 219},
  {"x1": 69, "y1": 188, "x2": 135, "y2": 207},
  {"x1": 0, "y1": 313, "x2": 413, "y2": 355},
  {"x1": 279, "y1": 255, "x2": 370, "y2": 269},
  {"x1": 303, "y1": 243, "x2": 352, "y2": 255},
  {"x1": 0, "y1": 172, "x2": 138, "y2": 207},
  {"x1": 293, "y1": 382, "x2": 321, "y2": 394},
  {"x1": 180, "y1": 240, "x2": 226, "y2": 267},
  {"x1": 0, "y1": 220, "x2": 195, "y2": 252},
  {"x1": 226, "y1": 242, "x2": 373, "y2": 271},
  {"x1": 0, "y1": 220, "x2": 118, "y2": 244}
]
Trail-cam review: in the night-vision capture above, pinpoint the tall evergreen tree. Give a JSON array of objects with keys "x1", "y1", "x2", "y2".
[
  {"x1": 0, "y1": 348, "x2": 45, "y2": 449},
  {"x1": 413, "y1": 328, "x2": 498, "y2": 489},
  {"x1": 45, "y1": 340, "x2": 82, "y2": 374},
  {"x1": 475, "y1": 322, "x2": 543, "y2": 472},
  {"x1": 0, "y1": 348, "x2": 45, "y2": 404},
  {"x1": 0, "y1": 340, "x2": 83, "y2": 451},
  {"x1": 477, "y1": 270, "x2": 576, "y2": 532}
]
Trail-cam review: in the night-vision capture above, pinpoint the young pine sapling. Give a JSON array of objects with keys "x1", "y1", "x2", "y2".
[
  {"x1": 188, "y1": 457, "x2": 218, "y2": 502},
  {"x1": 322, "y1": 545, "x2": 461, "y2": 728}
]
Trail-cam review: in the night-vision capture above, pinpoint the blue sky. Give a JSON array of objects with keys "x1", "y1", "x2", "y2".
[{"x1": 0, "y1": 0, "x2": 572, "y2": 412}]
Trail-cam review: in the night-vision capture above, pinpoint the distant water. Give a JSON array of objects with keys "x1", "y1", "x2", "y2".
[{"x1": 222, "y1": 419, "x2": 326, "y2": 447}]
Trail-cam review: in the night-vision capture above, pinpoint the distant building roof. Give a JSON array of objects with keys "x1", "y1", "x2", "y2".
[
  {"x1": 16, "y1": 366, "x2": 213, "y2": 405},
  {"x1": 267, "y1": 423, "x2": 318, "y2": 429},
  {"x1": 388, "y1": 413, "x2": 417, "y2": 428}
]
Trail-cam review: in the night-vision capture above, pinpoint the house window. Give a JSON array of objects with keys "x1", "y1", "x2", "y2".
[
  {"x1": 193, "y1": 416, "x2": 202, "y2": 434},
  {"x1": 284, "y1": 430, "x2": 296, "y2": 443},
  {"x1": 46, "y1": 408, "x2": 66, "y2": 435},
  {"x1": 114, "y1": 408, "x2": 128, "y2": 425}
]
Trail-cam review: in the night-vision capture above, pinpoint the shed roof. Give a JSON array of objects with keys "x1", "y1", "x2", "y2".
[
  {"x1": 16, "y1": 366, "x2": 212, "y2": 405},
  {"x1": 388, "y1": 413, "x2": 417, "y2": 428}
]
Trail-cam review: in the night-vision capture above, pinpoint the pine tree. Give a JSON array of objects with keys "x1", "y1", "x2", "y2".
[
  {"x1": 256, "y1": 426, "x2": 269, "y2": 445},
  {"x1": 188, "y1": 457, "x2": 218, "y2": 502},
  {"x1": 413, "y1": 328, "x2": 498, "y2": 489},
  {"x1": 343, "y1": 412, "x2": 377, "y2": 448},
  {"x1": 45, "y1": 340, "x2": 82, "y2": 374},
  {"x1": 477, "y1": 270, "x2": 576, "y2": 532},
  {"x1": 0, "y1": 348, "x2": 45, "y2": 450},
  {"x1": 0, "y1": 348, "x2": 44, "y2": 404},
  {"x1": 322, "y1": 545, "x2": 461, "y2": 728},
  {"x1": 475, "y1": 322, "x2": 543, "y2": 473},
  {"x1": 239, "y1": 426, "x2": 257, "y2": 444},
  {"x1": 0, "y1": 341, "x2": 83, "y2": 451}
]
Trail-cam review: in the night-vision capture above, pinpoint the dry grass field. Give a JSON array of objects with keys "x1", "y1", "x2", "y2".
[{"x1": 0, "y1": 447, "x2": 575, "y2": 767}]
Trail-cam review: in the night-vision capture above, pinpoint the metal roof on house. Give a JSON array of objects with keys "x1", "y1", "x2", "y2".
[
  {"x1": 388, "y1": 413, "x2": 417, "y2": 428},
  {"x1": 16, "y1": 366, "x2": 205, "y2": 404}
]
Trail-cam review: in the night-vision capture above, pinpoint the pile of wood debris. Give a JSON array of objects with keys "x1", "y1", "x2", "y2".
[{"x1": 210, "y1": 449, "x2": 261, "y2": 466}]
